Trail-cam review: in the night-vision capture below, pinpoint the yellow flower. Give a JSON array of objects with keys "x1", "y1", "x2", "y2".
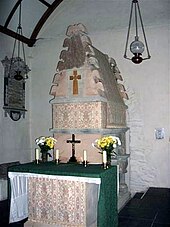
[
  {"x1": 45, "y1": 137, "x2": 57, "y2": 149},
  {"x1": 36, "y1": 136, "x2": 57, "y2": 152},
  {"x1": 95, "y1": 135, "x2": 121, "y2": 152},
  {"x1": 97, "y1": 137, "x2": 107, "y2": 148}
]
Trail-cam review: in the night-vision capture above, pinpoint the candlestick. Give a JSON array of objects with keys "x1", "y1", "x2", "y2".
[
  {"x1": 35, "y1": 148, "x2": 39, "y2": 164},
  {"x1": 83, "y1": 150, "x2": 87, "y2": 162},
  {"x1": 103, "y1": 150, "x2": 107, "y2": 163},
  {"x1": 103, "y1": 151, "x2": 107, "y2": 169},
  {"x1": 54, "y1": 149, "x2": 59, "y2": 164},
  {"x1": 55, "y1": 149, "x2": 59, "y2": 160},
  {"x1": 82, "y1": 150, "x2": 88, "y2": 167}
]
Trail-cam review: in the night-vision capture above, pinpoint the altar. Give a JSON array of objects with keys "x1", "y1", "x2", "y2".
[{"x1": 8, "y1": 162, "x2": 118, "y2": 227}]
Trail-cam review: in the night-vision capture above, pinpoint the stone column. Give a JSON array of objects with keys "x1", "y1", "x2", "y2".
[{"x1": 111, "y1": 131, "x2": 130, "y2": 210}]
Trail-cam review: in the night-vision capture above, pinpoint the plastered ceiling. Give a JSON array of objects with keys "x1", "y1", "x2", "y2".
[{"x1": 0, "y1": 0, "x2": 169, "y2": 47}]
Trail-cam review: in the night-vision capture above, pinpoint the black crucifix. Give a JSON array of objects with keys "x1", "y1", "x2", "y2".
[
  {"x1": 67, "y1": 134, "x2": 81, "y2": 162},
  {"x1": 70, "y1": 70, "x2": 81, "y2": 95}
]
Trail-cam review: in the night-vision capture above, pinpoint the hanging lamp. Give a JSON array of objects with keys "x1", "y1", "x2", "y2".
[
  {"x1": 9, "y1": 1, "x2": 30, "y2": 80},
  {"x1": 124, "y1": 0, "x2": 151, "y2": 64},
  {"x1": 1, "y1": 1, "x2": 30, "y2": 121}
]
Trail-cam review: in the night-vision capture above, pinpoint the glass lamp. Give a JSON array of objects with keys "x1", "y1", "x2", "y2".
[
  {"x1": 124, "y1": 0, "x2": 151, "y2": 64},
  {"x1": 130, "y1": 37, "x2": 144, "y2": 64}
]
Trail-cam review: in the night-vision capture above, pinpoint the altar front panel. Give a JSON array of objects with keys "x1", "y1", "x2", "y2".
[
  {"x1": 28, "y1": 176, "x2": 99, "y2": 226},
  {"x1": 8, "y1": 163, "x2": 118, "y2": 227}
]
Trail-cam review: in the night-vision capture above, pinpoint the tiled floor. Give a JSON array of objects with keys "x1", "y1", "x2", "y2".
[
  {"x1": 1, "y1": 187, "x2": 170, "y2": 226},
  {"x1": 118, "y1": 187, "x2": 170, "y2": 227}
]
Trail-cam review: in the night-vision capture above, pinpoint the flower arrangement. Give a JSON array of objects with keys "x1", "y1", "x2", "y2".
[
  {"x1": 35, "y1": 136, "x2": 57, "y2": 156},
  {"x1": 92, "y1": 135, "x2": 121, "y2": 158}
]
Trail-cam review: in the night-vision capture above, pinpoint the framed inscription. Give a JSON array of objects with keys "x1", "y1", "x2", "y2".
[{"x1": 1, "y1": 56, "x2": 30, "y2": 121}]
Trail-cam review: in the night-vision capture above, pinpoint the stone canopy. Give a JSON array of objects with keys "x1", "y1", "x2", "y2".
[
  {"x1": 49, "y1": 24, "x2": 130, "y2": 209},
  {"x1": 50, "y1": 23, "x2": 128, "y2": 131}
]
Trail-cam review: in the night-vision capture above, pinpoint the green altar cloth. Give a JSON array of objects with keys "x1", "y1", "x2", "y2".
[{"x1": 8, "y1": 162, "x2": 118, "y2": 227}]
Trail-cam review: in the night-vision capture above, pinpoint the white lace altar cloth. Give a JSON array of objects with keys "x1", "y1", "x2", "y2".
[{"x1": 9, "y1": 172, "x2": 100, "y2": 226}]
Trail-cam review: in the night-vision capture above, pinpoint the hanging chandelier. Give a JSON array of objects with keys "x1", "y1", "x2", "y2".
[
  {"x1": 124, "y1": 0, "x2": 151, "y2": 64},
  {"x1": 9, "y1": 1, "x2": 30, "y2": 80}
]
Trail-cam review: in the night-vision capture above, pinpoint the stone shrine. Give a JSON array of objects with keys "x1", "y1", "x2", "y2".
[{"x1": 49, "y1": 23, "x2": 130, "y2": 209}]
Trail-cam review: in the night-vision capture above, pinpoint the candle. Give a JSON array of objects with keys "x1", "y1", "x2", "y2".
[
  {"x1": 55, "y1": 149, "x2": 59, "y2": 160},
  {"x1": 35, "y1": 148, "x2": 39, "y2": 160},
  {"x1": 103, "y1": 151, "x2": 107, "y2": 164},
  {"x1": 83, "y1": 150, "x2": 87, "y2": 162}
]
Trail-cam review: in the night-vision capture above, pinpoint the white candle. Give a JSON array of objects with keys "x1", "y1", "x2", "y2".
[
  {"x1": 83, "y1": 150, "x2": 87, "y2": 162},
  {"x1": 35, "y1": 148, "x2": 39, "y2": 160},
  {"x1": 55, "y1": 149, "x2": 59, "y2": 160},
  {"x1": 103, "y1": 151, "x2": 107, "y2": 164}
]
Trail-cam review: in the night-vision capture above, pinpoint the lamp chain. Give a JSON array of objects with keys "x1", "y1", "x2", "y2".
[
  {"x1": 9, "y1": 1, "x2": 28, "y2": 80},
  {"x1": 124, "y1": 1, "x2": 133, "y2": 59},
  {"x1": 136, "y1": 1, "x2": 151, "y2": 59},
  {"x1": 134, "y1": 2, "x2": 138, "y2": 39}
]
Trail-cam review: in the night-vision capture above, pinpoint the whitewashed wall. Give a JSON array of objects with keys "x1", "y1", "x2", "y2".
[
  {"x1": 0, "y1": 33, "x2": 31, "y2": 163},
  {"x1": 91, "y1": 25, "x2": 170, "y2": 193},
  {"x1": 95, "y1": 25, "x2": 170, "y2": 193}
]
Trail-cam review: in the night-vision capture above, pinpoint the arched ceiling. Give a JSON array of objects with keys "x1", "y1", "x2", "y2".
[
  {"x1": 0, "y1": 0, "x2": 63, "y2": 47},
  {"x1": 0, "y1": 0, "x2": 169, "y2": 47}
]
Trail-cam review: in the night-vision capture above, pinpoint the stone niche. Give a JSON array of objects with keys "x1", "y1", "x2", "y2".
[{"x1": 49, "y1": 23, "x2": 130, "y2": 209}]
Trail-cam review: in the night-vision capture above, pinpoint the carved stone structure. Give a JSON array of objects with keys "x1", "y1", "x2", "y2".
[{"x1": 50, "y1": 23, "x2": 130, "y2": 209}]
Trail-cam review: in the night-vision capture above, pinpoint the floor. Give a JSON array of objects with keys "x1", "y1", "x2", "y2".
[
  {"x1": 118, "y1": 187, "x2": 170, "y2": 227},
  {"x1": 1, "y1": 187, "x2": 170, "y2": 227},
  {"x1": 0, "y1": 199, "x2": 26, "y2": 227},
  {"x1": 0, "y1": 198, "x2": 9, "y2": 226}
]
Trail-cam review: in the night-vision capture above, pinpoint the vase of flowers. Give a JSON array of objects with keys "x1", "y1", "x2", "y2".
[
  {"x1": 35, "y1": 136, "x2": 57, "y2": 162},
  {"x1": 92, "y1": 135, "x2": 121, "y2": 164}
]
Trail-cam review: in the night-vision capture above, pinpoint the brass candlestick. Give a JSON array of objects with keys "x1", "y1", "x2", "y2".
[
  {"x1": 35, "y1": 148, "x2": 40, "y2": 164},
  {"x1": 103, "y1": 162, "x2": 109, "y2": 169},
  {"x1": 53, "y1": 149, "x2": 59, "y2": 164},
  {"x1": 83, "y1": 160, "x2": 87, "y2": 167},
  {"x1": 35, "y1": 159, "x2": 39, "y2": 164},
  {"x1": 55, "y1": 159, "x2": 59, "y2": 164}
]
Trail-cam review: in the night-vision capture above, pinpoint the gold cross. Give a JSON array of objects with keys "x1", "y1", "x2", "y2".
[{"x1": 70, "y1": 70, "x2": 81, "y2": 95}]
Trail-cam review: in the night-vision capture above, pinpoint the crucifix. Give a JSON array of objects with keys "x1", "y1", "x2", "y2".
[
  {"x1": 67, "y1": 134, "x2": 81, "y2": 162},
  {"x1": 70, "y1": 70, "x2": 81, "y2": 95}
]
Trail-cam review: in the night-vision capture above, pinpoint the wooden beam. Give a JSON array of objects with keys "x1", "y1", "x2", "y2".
[
  {"x1": 38, "y1": 0, "x2": 51, "y2": 7},
  {"x1": 0, "y1": 0, "x2": 64, "y2": 47},
  {"x1": 4, "y1": 0, "x2": 22, "y2": 28},
  {"x1": 0, "y1": 25, "x2": 36, "y2": 47},
  {"x1": 30, "y1": 0, "x2": 64, "y2": 42}
]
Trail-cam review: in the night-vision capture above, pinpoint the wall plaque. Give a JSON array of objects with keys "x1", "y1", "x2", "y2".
[{"x1": 1, "y1": 56, "x2": 30, "y2": 121}]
